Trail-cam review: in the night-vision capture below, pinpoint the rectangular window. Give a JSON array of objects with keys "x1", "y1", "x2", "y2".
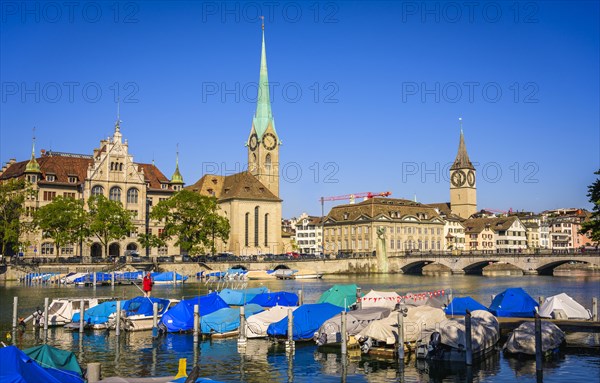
[
  {"x1": 43, "y1": 191, "x2": 56, "y2": 201},
  {"x1": 63, "y1": 192, "x2": 76, "y2": 199},
  {"x1": 158, "y1": 246, "x2": 168, "y2": 255},
  {"x1": 357, "y1": 227, "x2": 362, "y2": 235},
  {"x1": 365, "y1": 239, "x2": 369, "y2": 248},
  {"x1": 365, "y1": 227, "x2": 369, "y2": 234},
  {"x1": 129, "y1": 210, "x2": 138, "y2": 219},
  {"x1": 46, "y1": 175, "x2": 55, "y2": 182},
  {"x1": 68, "y1": 176, "x2": 77, "y2": 183},
  {"x1": 391, "y1": 240, "x2": 395, "y2": 249}
]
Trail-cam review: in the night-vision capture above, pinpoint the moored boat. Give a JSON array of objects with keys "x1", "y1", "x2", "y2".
[
  {"x1": 503, "y1": 321, "x2": 565, "y2": 357},
  {"x1": 110, "y1": 296, "x2": 179, "y2": 331},
  {"x1": 415, "y1": 310, "x2": 499, "y2": 362},
  {"x1": 24, "y1": 297, "x2": 101, "y2": 327},
  {"x1": 314, "y1": 306, "x2": 390, "y2": 346}
]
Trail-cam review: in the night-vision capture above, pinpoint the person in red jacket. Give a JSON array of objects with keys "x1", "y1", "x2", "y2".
[{"x1": 142, "y1": 272, "x2": 153, "y2": 297}]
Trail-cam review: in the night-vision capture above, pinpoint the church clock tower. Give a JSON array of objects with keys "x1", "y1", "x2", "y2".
[
  {"x1": 450, "y1": 119, "x2": 477, "y2": 219},
  {"x1": 247, "y1": 24, "x2": 280, "y2": 197}
]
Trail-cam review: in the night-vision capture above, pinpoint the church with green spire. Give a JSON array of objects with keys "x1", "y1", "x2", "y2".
[{"x1": 186, "y1": 25, "x2": 284, "y2": 255}]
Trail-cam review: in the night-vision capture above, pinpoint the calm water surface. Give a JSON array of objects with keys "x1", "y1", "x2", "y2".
[{"x1": 1, "y1": 274, "x2": 599, "y2": 382}]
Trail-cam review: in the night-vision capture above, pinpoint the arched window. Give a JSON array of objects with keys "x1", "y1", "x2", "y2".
[
  {"x1": 265, "y1": 154, "x2": 272, "y2": 173},
  {"x1": 264, "y1": 213, "x2": 269, "y2": 247},
  {"x1": 244, "y1": 213, "x2": 250, "y2": 247},
  {"x1": 119, "y1": 163, "x2": 123, "y2": 171},
  {"x1": 109, "y1": 187, "x2": 122, "y2": 202},
  {"x1": 254, "y1": 206, "x2": 259, "y2": 247},
  {"x1": 91, "y1": 185, "x2": 104, "y2": 197},
  {"x1": 127, "y1": 188, "x2": 139, "y2": 204}
]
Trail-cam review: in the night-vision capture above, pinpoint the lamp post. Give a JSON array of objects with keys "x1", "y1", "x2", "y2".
[{"x1": 145, "y1": 197, "x2": 152, "y2": 257}]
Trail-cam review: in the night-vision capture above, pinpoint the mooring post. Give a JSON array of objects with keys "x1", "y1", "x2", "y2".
[
  {"x1": 539, "y1": 296, "x2": 545, "y2": 305},
  {"x1": 173, "y1": 271, "x2": 176, "y2": 285},
  {"x1": 397, "y1": 309, "x2": 405, "y2": 361},
  {"x1": 115, "y1": 301, "x2": 121, "y2": 336},
  {"x1": 465, "y1": 309, "x2": 473, "y2": 365},
  {"x1": 93, "y1": 272, "x2": 97, "y2": 289},
  {"x1": 87, "y1": 362, "x2": 101, "y2": 382},
  {"x1": 535, "y1": 313, "x2": 543, "y2": 373},
  {"x1": 79, "y1": 299, "x2": 85, "y2": 333},
  {"x1": 286, "y1": 308, "x2": 294, "y2": 352},
  {"x1": 12, "y1": 297, "x2": 18, "y2": 329},
  {"x1": 592, "y1": 297, "x2": 598, "y2": 321},
  {"x1": 340, "y1": 311, "x2": 347, "y2": 355},
  {"x1": 238, "y1": 305, "x2": 247, "y2": 347},
  {"x1": 357, "y1": 287, "x2": 362, "y2": 309},
  {"x1": 43, "y1": 297, "x2": 49, "y2": 332},
  {"x1": 298, "y1": 289, "x2": 303, "y2": 306},
  {"x1": 111, "y1": 272, "x2": 115, "y2": 289},
  {"x1": 193, "y1": 304, "x2": 199, "y2": 344},
  {"x1": 152, "y1": 302, "x2": 158, "y2": 338}
]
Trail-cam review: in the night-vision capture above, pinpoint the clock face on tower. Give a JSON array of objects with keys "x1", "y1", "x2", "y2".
[
  {"x1": 467, "y1": 170, "x2": 475, "y2": 187},
  {"x1": 451, "y1": 170, "x2": 466, "y2": 187},
  {"x1": 262, "y1": 132, "x2": 277, "y2": 150},
  {"x1": 248, "y1": 133, "x2": 258, "y2": 151}
]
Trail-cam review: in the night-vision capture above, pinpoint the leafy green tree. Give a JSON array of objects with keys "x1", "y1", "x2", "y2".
[
  {"x1": 149, "y1": 190, "x2": 230, "y2": 255},
  {"x1": 87, "y1": 195, "x2": 134, "y2": 258},
  {"x1": 33, "y1": 196, "x2": 87, "y2": 258},
  {"x1": 0, "y1": 179, "x2": 30, "y2": 256},
  {"x1": 580, "y1": 169, "x2": 600, "y2": 244}
]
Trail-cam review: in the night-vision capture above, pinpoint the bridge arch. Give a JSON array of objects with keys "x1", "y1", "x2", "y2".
[
  {"x1": 401, "y1": 260, "x2": 436, "y2": 275},
  {"x1": 463, "y1": 260, "x2": 498, "y2": 275},
  {"x1": 273, "y1": 264, "x2": 291, "y2": 271},
  {"x1": 536, "y1": 260, "x2": 592, "y2": 275},
  {"x1": 230, "y1": 264, "x2": 248, "y2": 271}
]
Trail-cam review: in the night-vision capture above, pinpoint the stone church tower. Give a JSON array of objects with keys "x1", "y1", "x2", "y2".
[
  {"x1": 450, "y1": 121, "x2": 477, "y2": 219},
  {"x1": 247, "y1": 25, "x2": 280, "y2": 198}
]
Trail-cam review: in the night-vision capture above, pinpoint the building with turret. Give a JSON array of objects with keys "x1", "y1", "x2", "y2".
[
  {"x1": 0, "y1": 122, "x2": 182, "y2": 258},
  {"x1": 450, "y1": 120, "x2": 477, "y2": 219}
]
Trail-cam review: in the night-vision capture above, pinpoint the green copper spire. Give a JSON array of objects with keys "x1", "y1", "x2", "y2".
[
  {"x1": 25, "y1": 129, "x2": 41, "y2": 173},
  {"x1": 171, "y1": 146, "x2": 184, "y2": 184},
  {"x1": 252, "y1": 26, "x2": 277, "y2": 140}
]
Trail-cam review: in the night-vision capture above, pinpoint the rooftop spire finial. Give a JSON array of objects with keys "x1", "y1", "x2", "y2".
[
  {"x1": 25, "y1": 126, "x2": 41, "y2": 174},
  {"x1": 115, "y1": 97, "x2": 122, "y2": 132},
  {"x1": 31, "y1": 127, "x2": 36, "y2": 158},
  {"x1": 171, "y1": 143, "x2": 184, "y2": 184},
  {"x1": 459, "y1": 117, "x2": 463, "y2": 134},
  {"x1": 260, "y1": 15, "x2": 264, "y2": 30}
]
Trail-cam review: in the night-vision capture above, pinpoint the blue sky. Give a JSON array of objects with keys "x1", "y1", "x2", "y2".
[{"x1": 1, "y1": 1, "x2": 598, "y2": 217}]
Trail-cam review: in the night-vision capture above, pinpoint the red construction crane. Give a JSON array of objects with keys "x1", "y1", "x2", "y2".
[
  {"x1": 320, "y1": 191, "x2": 392, "y2": 203},
  {"x1": 482, "y1": 207, "x2": 513, "y2": 215}
]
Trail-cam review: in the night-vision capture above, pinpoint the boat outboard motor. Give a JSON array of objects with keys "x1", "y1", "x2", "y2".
[
  {"x1": 360, "y1": 336, "x2": 373, "y2": 354},
  {"x1": 428, "y1": 331, "x2": 443, "y2": 358}
]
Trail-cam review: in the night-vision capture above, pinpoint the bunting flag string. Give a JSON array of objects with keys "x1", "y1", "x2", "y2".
[{"x1": 357, "y1": 289, "x2": 448, "y2": 302}]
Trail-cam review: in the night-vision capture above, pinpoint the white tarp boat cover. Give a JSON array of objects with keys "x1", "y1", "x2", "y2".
[
  {"x1": 418, "y1": 310, "x2": 499, "y2": 355},
  {"x1": 358, "y1": 306, "x2": 447, "y2": 344},
  {"x1": 538, "y1": 293, "x2": 591, "y2": 320},
  {"x1": 503, "y1": 321, "x2": 565, "y2": 355},
  {"x1": 403, "y1": 293, "x2": 447, "y2": 309},
  {"x1": 360, "y1": 290, "x2": 401, "y2": 310},
  {"x1": 314, "y1": 307, "x2": 391, "y2": 345},
  {"x1": 245, "y1": 306, "x2": 297, "y2": 338}
]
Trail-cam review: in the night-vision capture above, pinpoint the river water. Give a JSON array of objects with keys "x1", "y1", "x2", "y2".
[{"x1": 1, "y1": 274, "x2": 599, "y2": 382}]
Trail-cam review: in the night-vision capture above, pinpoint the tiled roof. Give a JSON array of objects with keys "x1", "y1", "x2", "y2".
[
  {"x1": 1, "y1": 154, "x2": 174, "y2": 191},
  {"x1": 186, "y1": 171, "x2": 280, "y2": 202},
  {"x1": 326, "y1": 198, "x2": 443, "y2": 223},
  {"x1": 463, "y1": 216, "x2": 520, "y2": 234}
]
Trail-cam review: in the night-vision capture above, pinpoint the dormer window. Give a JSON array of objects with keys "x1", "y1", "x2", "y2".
[
  {"x1": 161, "y1": 184, "x2": 168, "y2": 190},
  {"x1": 212, "y1": 178, "x2": 218, "y2": 184},
  {"x1": 68, "y1": 176, "x2": 77, "y2": 183},
  {"x1": 259, "y1": 187, "x2": 265, "y2": 193},
  {"x1": 207, "y1": 188, "x2": 213, "y2": 195},
  {"x1": 343, "y1": 213, "x2": 349, "y2": 220},
  {"x1": 46, "y1": 175, "x2": 55, "y2": 182},
  {"x1": 244, "y1": 187, "x2": 250, "y2": 192}
]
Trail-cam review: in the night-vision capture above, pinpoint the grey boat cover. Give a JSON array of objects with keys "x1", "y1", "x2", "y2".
[
  {"x1": 403, "y1": 293, "x2": 447, "y2": 309},
  {"x1": 418, "y1": 310, "x2": 499, "y2": 354},
  {"x1": 538, "y1": 293, "x2": 591, "y2": 320},
  {"x1": 358, "y1": 306, "x2": 447, "y2": 344},
  {"x1": 503, "y1": 321, "x2": 565, "y2": 355},
  {"x1": 245, "y1": 305, "x2": 298, "y2": 338},
  {"x1": 314, "y1": 307, "x2": 391, "y2": 345},
  {"x1": 360, "y1": 290, "x2": 401, "y2": 310}
]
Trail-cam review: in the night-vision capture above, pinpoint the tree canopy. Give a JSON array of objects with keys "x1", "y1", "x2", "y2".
[
  {"x1": 33, "y1": 196, "x2": 87, "y2": 257},
  {"x1": 87, "y1": 195, "x2": 134, "y2": 257},
  {"x1": 149, "y1": 189, "x2": 230, "y2": 255},
  {"x1": 0, "y1": 179, "x2": 30, "y2": 255},
  {"x1": 580, "y1": 169, "x2": 600, "y2": 244}
]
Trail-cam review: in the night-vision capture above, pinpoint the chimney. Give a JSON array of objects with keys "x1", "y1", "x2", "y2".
[{"x1": 40, "y1": 149, "x2": 46, "y2": 156}]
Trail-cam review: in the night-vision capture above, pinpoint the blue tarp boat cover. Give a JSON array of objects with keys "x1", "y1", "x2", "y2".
[
  {"x1": 71, "y1": 300, "x2": 117, "y2": 325},
  {"x1": 201, "y1": 304, "x2": 264, "y2": 334},
  {"x1": 248, "y1": 292, "x2": 299, "y2": 307},
  {"x1": 152, "y1": 271, "x2": 188, "y2": 282},
  {"x1": 72, "y1": 272, "x2": 112, "y2": 283},
  {"x1": 445, "y1": 296, "x2": 489, "y2": 315},
  {"x1": 489, "y1": 287, "x2": 538, "y2": 318},
  {"x1": 267, "y1": 303, "x2": 345, "y2": 340},
  {"x1": 218, "y1": 287, "x2": 268, "y2": 305},
  {"x1": 119, "y1": 271, "x2": 143, "y2": 281},
  {"x1": 0, "y1": 345, "x2": 84, "y2": 383},
  {"x1": 317, "y1": 284, "x2": 358, "y2": 308},
  {"x1": 159, "y1": 293, "x2": 229, "y2": 332},
  {"x1": 122, "y1": 296, "x2": 171, "y2": 317}
]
